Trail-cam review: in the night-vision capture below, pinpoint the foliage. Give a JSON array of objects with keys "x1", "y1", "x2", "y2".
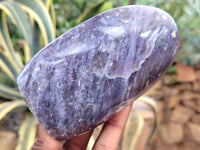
[
  {"x1": 54, "y1": 0, "x2": 200, "y2": 65},
  {"x1": 53, "y1": 0, "x2": 135, "y2": 36},
  {"x1": 166, "y1": 66, "x2": 177, "y2": 75},
  {"x1": 136, "y1": 0, "x2": 200, "y2": 65},
  {"x1": 0, "y1": 0, "x2": 55, "y2": 149},
  {"x1": 122, "y1": 96, "x2": 158, "y2": 149},
  {"x1": 53, "y1": 0, "x2": 111, "y2": 36}
]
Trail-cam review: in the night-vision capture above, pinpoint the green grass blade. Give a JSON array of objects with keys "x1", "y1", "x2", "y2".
[
  {"x1": 0, "y1": 100, "x2": 26, "y2": 121},
  {"x1": 15, "y1": 114, "x2": 36, "y2": 150}
]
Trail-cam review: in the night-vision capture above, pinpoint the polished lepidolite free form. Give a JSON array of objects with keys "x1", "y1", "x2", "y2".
[{"x1": 17, "y1": 5, "x2": 179, "y2": 140}]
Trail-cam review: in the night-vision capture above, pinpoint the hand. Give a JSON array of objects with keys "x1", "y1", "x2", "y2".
[{"x1": 31, "y1": 103, "x2": 133, "y2": 150}]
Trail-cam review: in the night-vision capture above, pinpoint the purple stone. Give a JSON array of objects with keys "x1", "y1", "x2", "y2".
[{"x1": 17, "y1": 5, "x2": 179, "y2": 140}]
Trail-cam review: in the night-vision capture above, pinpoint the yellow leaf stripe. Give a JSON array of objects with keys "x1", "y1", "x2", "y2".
[
  {"x1": 0, "y1": 58, "x2": 15, "y2": 80},
  {"x1": 0, "y1": 12, "x2": 22, "y2": 73},
  {"x1": 122, "y1": 96, "x2": 158, "y2": 149},
  {"x1": 22, "y1": 40, "x2": 31, "y2": 63},
  {"x1": 138, "y1": 96, "x2": 158, "y2": 111},
  {"x1": 76, "y1": 0, "x2": 106, "y2": 24},
  {"x1": 0, "y1": 0, "x2": 55, "y2": 82},
  {"x1": 16, "y1": 0, "x2": 55, "y2": 45},
  {"x1": 5, "y1": 2, "x2": 32, "y2": 47},
  {"x1": 129, "y1": 111, "x2": 144, "y2": 150},
  {"x1": 15, "y1": 114, "x2": 36, "y2": 150},
  {"x1": 138, "y1": 96, "x2": 158, "y2": 144},
  {"x1": 0, "y1": 3, "x2": 15, "y2": 23},
  {"x1": 0, "y1": 1, "x2": 35, "y2": 72},
  {"x1": 19, "y1": 6, "x2": 48, "y2": 45},
  {"x1": 45, "y1": 0, "x2": 56, "y2": 28},
  {"x1": 0, "y1": 84, "x2": 21, "y2": 99},
  {"x1": 0, "y1": 100, "x2": 26, "y2": 121}
]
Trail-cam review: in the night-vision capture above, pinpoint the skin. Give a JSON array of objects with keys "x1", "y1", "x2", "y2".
[{"x1": 31, "y1": 103, "x2": 133, "y2": 150}]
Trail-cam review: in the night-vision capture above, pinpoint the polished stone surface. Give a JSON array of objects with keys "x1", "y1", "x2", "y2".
[{"x1": 17, "y1": 5, "x2": 179, "y2": 140}]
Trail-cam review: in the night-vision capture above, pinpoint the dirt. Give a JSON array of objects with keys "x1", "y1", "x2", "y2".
[
  {"x1": 0, "y1": 130, "x2": 17, "y2": 150},
  {"x1": 146, "y1": 63, "x2": 200, "y2": 150}
]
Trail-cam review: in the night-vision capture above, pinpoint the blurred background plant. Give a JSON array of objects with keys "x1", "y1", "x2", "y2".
[
  {"x1": 0, "y1": 0, "x2": 55, "y2": 149},
  {"x1": 1, "y1": 0, "x2": 200, "y2": 149},
  {"x1": 86, "y1": 96, "x2": 158, "y2": 150},
  {"x1": 54, "y1": 0, "x2": 200, "y2": 65},
  {"x1": 136, "y1": 0, "x2": 200, "y2": 65}
]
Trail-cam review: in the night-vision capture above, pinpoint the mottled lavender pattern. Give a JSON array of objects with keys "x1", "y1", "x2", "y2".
[{"x1": 17, "y1": 5, "x2": 179, "y2": 140}]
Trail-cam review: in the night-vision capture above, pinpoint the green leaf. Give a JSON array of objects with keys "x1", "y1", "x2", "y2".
[
  {"x1": 31, "y1": 22, "x2": 41, "y2": 56},
  {"x1": 0, "y1": 100, "x2": 26, "y2": 121},
  {"x1": 98, "y1": 1, "x2": 113, "y2": 13},
  {"x1": 0, "y1": 11, "x2": 23, "y2": 74},
  {"x1": 166, "y1": 66, "x2": 177, "y2": 75},
  {"x1": 0, "y1": 72, "x2": 15, "y2": 87},
  {"x1": 0, "y1": 84, "x2": 21, "y2": 99},
  {"x1": 0, "y1": 1, "x2": 35, "y2": 73},
  {"x1": 15, "y1": 114, "x2": 36, "y2": 150},
  {"x1": 76, "y1": 0, "x2": 107, "y2": 24},
  {"x1": 71, "y1": 0, "x2": 86, "y2": 12},
  {"x1": 2, "y1": 1, "x2": 33, "y2": 55},
  {"x1": 43, "y1": 0, "x2": 56, "y2": 29},
  {"x1": 16, "y1": 0, "x2": 55, "y2": 45},
  {"x1": 0, "y1": 52, "x2": 18, "y2": 80}
]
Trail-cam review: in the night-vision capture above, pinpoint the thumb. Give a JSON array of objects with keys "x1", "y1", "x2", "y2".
[{"x1": 31, "y1": 123, "x2": 62, "y2": 150}]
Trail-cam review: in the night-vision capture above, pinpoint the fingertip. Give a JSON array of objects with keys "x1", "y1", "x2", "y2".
[
  {"x1": 63, "y1": 130, "x2": 93, "y2": 150},
  {"x1": 93, "y1": 103, "x2": 133, "y2": 150},
  {"x1": 31, "y1": 124, "x2": 62, "y2": 150}
]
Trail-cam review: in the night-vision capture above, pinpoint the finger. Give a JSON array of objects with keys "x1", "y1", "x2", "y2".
[
  {"x1": 63, "y1": 130, "x2": 93, "y2": 150},
  {"x1": 93, "y1": 103, "x2": 133, "y2": 150},
  {"x1": 31, "y1": 124, "x2": 62, "y2": 150}
]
